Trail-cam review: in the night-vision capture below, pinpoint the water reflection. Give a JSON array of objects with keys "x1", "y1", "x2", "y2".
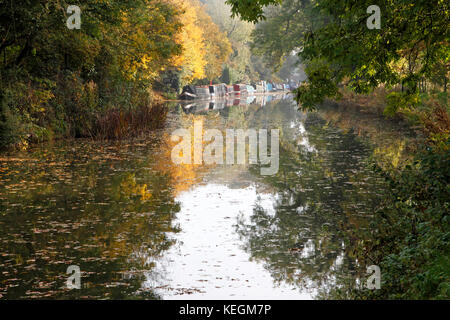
[
  {"x1": 0, "y1": 141, "x2": 184, "y2": 299},
  {"x1": 152, "y1": 97, "x2": 392, "y2": 299},
  {"x1": 237, "y1": 111, "x2": 385, "y2": 295},
  {"x1": 180, "y1": 94, "x2": 291, "y2": 114},
  {"x1": 146, "y1": 183, "x2": 312, "y2": 299},
  {"x1": 0, "y1": 95, "x2": 414, "y2": 299}
]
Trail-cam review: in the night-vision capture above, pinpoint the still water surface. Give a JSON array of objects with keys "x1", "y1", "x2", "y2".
[{"x1": 0, "y1": 95, "x2": 415, "y2": 299}]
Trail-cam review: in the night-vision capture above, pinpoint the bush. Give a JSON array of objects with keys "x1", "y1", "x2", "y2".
[
  {"x1": 0, "y1": 96, "x2": 22, "y2": 150},
  {"x1": 349, "y1": 142, "x2": 450, "y2": 300}
]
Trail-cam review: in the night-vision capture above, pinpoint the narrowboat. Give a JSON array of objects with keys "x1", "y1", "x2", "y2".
[
  {"x1": 179, "y1": 85, "x2": 211, "y2": 100},
  {"x1": 209, "y1": 83, "x2": 227, "y2": 99},
  {"x1": 180, "y1": 85, "x2": 197, "y2": 100},
  {"x1": 233, "y1": 84, "x2": 248, "y2": 96}
]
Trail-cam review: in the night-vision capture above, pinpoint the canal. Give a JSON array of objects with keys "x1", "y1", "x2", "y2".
[{"x1": 0, "y1": 95, "x2": 417, "y2": 299}]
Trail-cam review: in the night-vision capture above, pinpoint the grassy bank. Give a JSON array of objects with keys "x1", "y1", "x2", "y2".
[{"x1": 324, "y1": 90, "x2": 449, "y2": 300}]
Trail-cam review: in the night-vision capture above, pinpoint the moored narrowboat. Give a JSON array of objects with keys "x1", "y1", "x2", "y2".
[{"x1": 233, "y1": 84, "x2": 248, "y2": 96}]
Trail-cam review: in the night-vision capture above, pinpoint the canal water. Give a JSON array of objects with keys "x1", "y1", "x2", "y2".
[{"x1": 0, "y1": 95, "x2": 416, "y2": 299}]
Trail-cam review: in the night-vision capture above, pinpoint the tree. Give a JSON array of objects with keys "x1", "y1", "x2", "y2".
[
  {"x1": 194, "y1": 1, "x2": 232, "y2": 82},
  {"x1": 226, "y1": 0, "x2": 282, "y2": 23},
  {"x1": 170, "y1": 0, "x2": 208, "y2": 86},
  {"x1": 0, "y1": 0, "x2": 184, "y2": 148},
  {"x1": 228, "y1": 0, "x2": 450, "y2": 111},
  {"x1": 203, "y1": 0, "x2": 259, "y2": 83},
  {"x1": 251, "y1": 0, "x2": 311, "y2": 70}
]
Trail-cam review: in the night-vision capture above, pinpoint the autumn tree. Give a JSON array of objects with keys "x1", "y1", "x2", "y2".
[
  {"x1": 203, "y1": 0, "x2": 258, "y2": 83},
  {"x1": 194, "y1": 1, "x2": 232, "y2": 82},
  {"x1": 0, "y1": 0, "x2": 183, "y2": 148},
  {"x1": 170, "y1": 0, "x2": 207, "y2": 86}
]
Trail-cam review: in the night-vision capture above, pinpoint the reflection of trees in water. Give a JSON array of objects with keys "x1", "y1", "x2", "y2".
[
  {"x1": 236, "y1": 101, "x2": 388, "y2": 296},
  {"x1": 317, "y1": 101, "x2": 418, "y2": 169},
  {"x1": 0, "y1": 97, "x2": 407, "y2": 299},
  {"x1": 0, "y1": 140, "x2": 184, "y2": 299}
]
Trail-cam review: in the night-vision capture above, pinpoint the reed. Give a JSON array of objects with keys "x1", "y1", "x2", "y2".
[{"x1": 94, "y1": 104, "x2": 167, "y2": 140}]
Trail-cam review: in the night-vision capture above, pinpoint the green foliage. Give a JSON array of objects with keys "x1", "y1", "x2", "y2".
[
  {"x1": 295, "y1": 60, "x2": 341, "y2": 110},
  {"x1": 362, "y1": 143, "x2": 450, "y2": 299},
  {"x1": 250, "y1": 0, "x2": 311, "y2": 70},
  {"x1": 220, "y1": 66, "x2": 231, "y2": 84},
  {"x1": 384, "y1": 91, "x2": 421, "y2": 116},
  {"x1": 204, "y1": 0, "x2": 265, "y2": 83},
  {"x1": 229, "y1": 0, "x2": 449, "y2": 112},
  {"x1": 0, "y1": 94, "x2": 22, "y2": 149},
  {"x1": 325, "y1": 141, "x2": 450, "y2": 300},
  {"x1": 226, "y1": 0, "x2": 282, "y2": 23}
]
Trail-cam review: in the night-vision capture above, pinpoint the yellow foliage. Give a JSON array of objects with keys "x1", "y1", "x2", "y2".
[
  {"x1": 170, "y1": 0, "x2": 207, "y2": 83},
  {"x1": 109, "y1": 1, "x2": 183, "y2": 83},
  {"x1": 150, "y1": 114, "x2": 222, "y2": 195},
  {"x1": 120, "y1": 173, "x2": 152, "y2": 201},
  {"x1": 195, "y1": 1, "x2": 232, "y2": 80},
  {"x1": 169, "y1": 0, "x2": 232, "y2": 83}
]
